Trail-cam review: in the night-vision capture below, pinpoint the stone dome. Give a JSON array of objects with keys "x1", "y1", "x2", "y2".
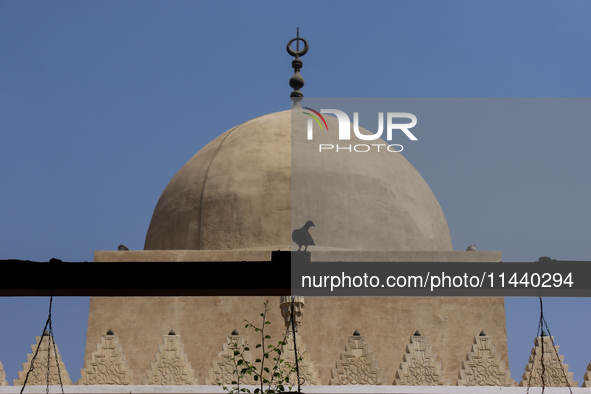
[{"x1": 144, "y1": 110, "x2": 452, "y2": 251}]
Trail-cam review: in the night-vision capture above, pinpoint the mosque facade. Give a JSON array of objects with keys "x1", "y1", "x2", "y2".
[{"x1": 0, "y1": 35, "x2": 584, "y2": 393}]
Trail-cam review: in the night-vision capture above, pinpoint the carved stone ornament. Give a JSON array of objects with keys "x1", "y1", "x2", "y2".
[
  {"x1": 279, "y1": 333, "x2": 319, "y2": 386},
  {"x1": 78, "y1": 332, "x2": 131, "y2": 384},
  {"x1": 394, "y1": 333, "x2": 449, "y2": 386},
  {"x1": 280, "y1": 296, "x2": 304, "y2": 333},
  {"x1": 0, "y1": 359, "x2": 8, "y2": 386},
  {"x1": 582, "y1": 360, "x2": 591, "y2": 387},
  {"x1": 457, "y1": 333, "x2": 514, "y2": 386},
  {"x1": 207, "y1": 333, "x2": 254, "y2": 385},
  {"x1": 144, "y1": 333, "x2": 196, "y2": 385},
  {"x1": 14, "y1": 335, "x2": 72, "y2": 386},
  {"x1": 519, "y1": 335, "x2": 577, "y2": 387},
  {"x1": 330, "y1": 333, "x2": 383, "y2": 385}
]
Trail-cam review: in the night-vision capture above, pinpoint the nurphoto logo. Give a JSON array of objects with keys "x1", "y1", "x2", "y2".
[{"x1": 302, "y1": 108, "x2": 418, "y2": 153}]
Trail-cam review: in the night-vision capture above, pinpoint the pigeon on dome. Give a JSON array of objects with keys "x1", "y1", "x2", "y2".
[{"x1": 292, "y1": 220, "x2": 315, "y2": 252}]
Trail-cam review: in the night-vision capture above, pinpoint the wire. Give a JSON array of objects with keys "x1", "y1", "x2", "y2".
[
  {"x1": 19, "y1": 296, "x2": 65, "y2": 394},
  {"x1": 290, "y1": 297, "x2": 302, "y2": 392},
  {"x1": 526, "y1": 297, "x2": 572, "y2": 394}
]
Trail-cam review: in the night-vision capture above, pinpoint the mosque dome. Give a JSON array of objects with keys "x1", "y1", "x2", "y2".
[{"x1": 144, "y1": 109, "x2": 453, "y2": 251}]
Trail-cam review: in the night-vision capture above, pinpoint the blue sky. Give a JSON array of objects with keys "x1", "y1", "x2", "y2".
[{"x1": 1, "y1": 0, "x2": 591, "y2": 386}]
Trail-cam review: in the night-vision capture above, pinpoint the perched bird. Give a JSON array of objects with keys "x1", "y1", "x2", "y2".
[
  {"x1": 118, "y1": 244, "x2": 129, "y2": 251},
  {"x1": 292, "y1": 221, "x2": 315, "y2": 252},
  {"x1": 466, "y1": 244, "x2": 477, "y2": 251}
]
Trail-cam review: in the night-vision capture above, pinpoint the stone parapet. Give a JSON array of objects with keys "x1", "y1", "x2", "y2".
[
  {"x1": 2, "y1": 384, "x2": 591, "y2": 394},
  {"x1": 94, "y1": 250, "x2": 501, "y2": 263}
]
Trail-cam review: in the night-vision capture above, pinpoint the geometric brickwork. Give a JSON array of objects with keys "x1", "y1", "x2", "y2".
[
  {"x1": 582, "y1": 360, "x2": 591, "y2": 388},
  {"x1": 330, "y1": 331, "x2": 383, "y2": 385},
  {"x1": 394, "y1": 331, "x2": 449, "y2": 386},
  {"x1": 0, "y1": 359, "x2": 7, "y2": 386},
  {"x1": 207, "y1": 331, "x2": 255, "y2": 385},
  {"x1": 144, "y1": 331, "x2": 197, "y2": 385},
  {"x1": 519, "y1": 335, "x2": 577, "y2": 387},
  {"x1": 278, "y1": 333, "x2": 320, "y2": 386},
  {"x1": 78, "y1": 330, "x2": 132, "y2": 385},
  {"x1": 457, "y1": 331, "x2": 514, "y2": 386},
  {"x1": 13, "y1": 333, "x2": 72, "y2": 386}
]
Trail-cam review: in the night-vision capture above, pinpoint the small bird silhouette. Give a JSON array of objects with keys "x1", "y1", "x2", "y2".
[
  {"x1": 466, "y1": 244, "x2": 477, "y2": 251},
  {"x1": 292, "y1": 221, "x2": 315, "y2": 252}
]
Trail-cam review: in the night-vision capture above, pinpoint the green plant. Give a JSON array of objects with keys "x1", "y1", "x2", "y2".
[{"x1": 217, "y1": 300, "x2": 303, "y2": 394}]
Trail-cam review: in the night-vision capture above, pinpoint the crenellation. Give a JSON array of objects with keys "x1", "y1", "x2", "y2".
[
  {"x1": 279, "y1": 333, "x2": 320, "y2": 386},
  {"x1": 519, "y1": 335, "x2": 577, "y2": 387},
  {"x1": 79, "y1": 330, "x2": 132, "y2": 385},
  {"x1": 582, "y1": 360, "x2": 591, "y2": 387},
  {"x1": 330, "y1": 331, "x2": 383, "y2": 385},
  {"x1": 394, "y1": 332, "x2": 449, "y2": 386},
  {"x1": 207, "y1": 331, "x2": 255, "y2": 386},
  {"x1": 457, "y1": 332, "x2": 514, "y2": 386},
  {"x1": 0, "y1": 360, "x2": 7, "y2": 386},
  {"x1": 144, "y1": 332, "x2": 196, "y2": 385},
  {"x1": 13, "y1": 334, "x2": 72, "y2": 386},
  {"x1": 1, "y1": 327, "x2": 590, "y2": 387}
]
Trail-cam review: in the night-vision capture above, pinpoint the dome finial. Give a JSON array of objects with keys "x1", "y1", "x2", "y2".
[{"x1": 287, "y1": 28, "x2": 309, "y2": 105}]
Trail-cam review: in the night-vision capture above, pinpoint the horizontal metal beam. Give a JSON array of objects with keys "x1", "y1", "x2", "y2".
[
  {"x1": 0, "y1": 251, "x2": 294, "y2": 296},
  {"x1": 2, "y1": 254, "x2": 590, "y2": 297}
]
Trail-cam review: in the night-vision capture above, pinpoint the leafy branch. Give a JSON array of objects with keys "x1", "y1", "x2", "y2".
[{"x1": 217, "y1": 300, "x2": 303, "y2": 394}]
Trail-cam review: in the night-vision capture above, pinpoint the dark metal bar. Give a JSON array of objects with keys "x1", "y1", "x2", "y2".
[{"x1": 0, "y1": 251, "x2": 293, "y2": 296}]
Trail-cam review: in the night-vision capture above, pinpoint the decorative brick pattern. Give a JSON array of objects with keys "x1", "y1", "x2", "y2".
[
  {"x1": 79, "y1": 332, "x2": 132, "y2": 385},
  {"x1": 519, "y1": 335, "x2": 577, "y2": 387},
  {"x1": 144, "y1": 332, "x2": 196, "y2": 385},
  {"x1": 457, "y1": 332, "x2": 514, "y2": 386},
  {"x1": 0, "y1": 359, "x2": 8, "y2": 386},
  {"x1": 330, "y1": 333, "x2": 383, "y2": 385},
  {"x1": 207, "y1": 332, "x2": 254, "y2": 386},
  {"x1": 582, "y1": 361, "x2": 591, "y2": 387},
  {"x1": 279, "y1": 333, "x2": 319, "y2": 386},
  {"x1": 14, "y1": 334, "x2": 72, "y2": 386},
  {"x1": 394, "y1": 333, "x2": 449, "y2": 386}
]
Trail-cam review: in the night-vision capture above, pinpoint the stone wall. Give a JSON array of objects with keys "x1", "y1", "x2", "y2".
[
  {"x1": 1, "y1": 251, "x2": 581, "y2": 388},
  {"x1": 87, "y1": 250, "x2": 510, "y2": 386}
]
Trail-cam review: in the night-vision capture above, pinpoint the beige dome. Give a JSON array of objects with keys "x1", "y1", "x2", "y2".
[{"x1": 144, "y1": 110, "x2": 452, "y2": 251}]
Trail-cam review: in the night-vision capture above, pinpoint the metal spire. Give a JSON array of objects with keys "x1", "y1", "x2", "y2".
[{"x1": 287, "y1": 28, "x2": 309, "y2": 105}]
